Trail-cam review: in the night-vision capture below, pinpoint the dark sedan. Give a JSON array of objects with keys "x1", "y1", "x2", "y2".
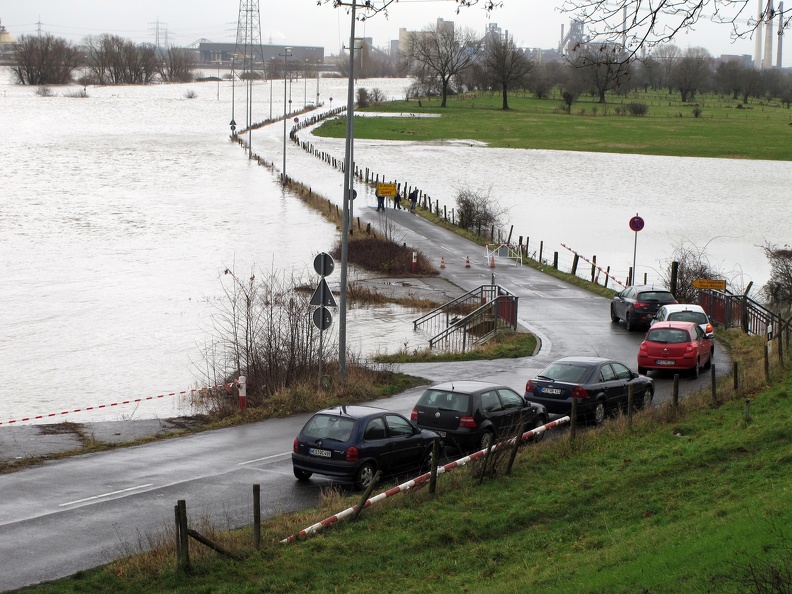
[
  {"x1": 611, "y1": 284, "x2": 678, "y2": 331},
  {"x1": 292, "y1": 406, "x2": 439, "y2": 490},
  {"x1": 411, "y1": 380, "x2": 547, "y2": 453},
  {"x1": 524, "y1": 357, "x2": 654, "y2": 425}
]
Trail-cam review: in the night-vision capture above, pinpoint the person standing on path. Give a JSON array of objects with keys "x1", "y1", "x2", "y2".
[
  {"x1": 408, "y1": 188, "x2": 418, "y2": 213},
  {"x1": 394, "y1": 191, "x2": 402, "y2": 210},
  {"x1": 376, "y1": 192, "x2": 385, "y2": 211}
]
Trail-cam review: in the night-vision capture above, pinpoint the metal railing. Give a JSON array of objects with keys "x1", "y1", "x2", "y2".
[
  {"x1": 698, "y1": 289, "x2": 791, "y2": 338},
  {"x1": 413, "y1": 285, "x2": 519, "y2": 353}
]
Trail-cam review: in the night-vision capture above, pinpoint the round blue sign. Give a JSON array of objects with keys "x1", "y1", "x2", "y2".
[{"x1": 629, "y1": 215, "x2": 645, "y2": 232}]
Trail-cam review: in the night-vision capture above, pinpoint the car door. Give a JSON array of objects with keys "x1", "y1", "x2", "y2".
[
  {"x1": 610, "y1": 362, "x2": 636, "y2": 406},
  {"x1": 362, "y1": 416, "x2": 393, "y2": 470},
  {"x1": 497, "y1": 388, "x2": 534, "y2": 432},
  {"x1": 653, "y1": 305, "x2": 669, "y2": 326},
  {"x1": 479, "y1": 389, "x2": 509, "y2": 438},
  {"x1": 598, "y1": 363, "x2": 625, "y2": 410},
  {"x1": 384, "y1": 413, "x2": 425, "y2": 472},
  {"x1": 691, "y1": 324, "x2": 710, "y2": 364},
  {"x1": 616, "y1": 288, "x2": 634, "y2": 319}
]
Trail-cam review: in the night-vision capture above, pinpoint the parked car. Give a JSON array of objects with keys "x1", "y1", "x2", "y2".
[
  {"x1": 292, "y1": 406, "x2": 440, "y2": 490},
  {"x1": 411, "y1": 381, "x2": 547, "y2": 453},
  {"x1": 651, "y1": 303, "x2": 714, "y2": 336},
  {"x1": 524, "y1": 357, "x2": 654, "y2": 425},
  {"x1": 611, "y1": 284, "x2": 678, "y2": 331},
  {"x1": 637, "y1": 321, "x2": 714, "y2": 378}
]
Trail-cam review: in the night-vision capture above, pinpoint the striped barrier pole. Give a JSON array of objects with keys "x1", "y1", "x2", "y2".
[{"x1": 281, "y1": 416, "x2": 570, "y2": 543}]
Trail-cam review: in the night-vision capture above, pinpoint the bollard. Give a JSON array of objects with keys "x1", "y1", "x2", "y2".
[{"x1": 238, "y1": 375, "x2": 247, "y2": 413}]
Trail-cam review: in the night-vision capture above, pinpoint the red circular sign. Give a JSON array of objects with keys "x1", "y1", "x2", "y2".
[
  {"x1": 293, "y1": 117, "x2": 299, "y2": 123},
  {"x1": 629, "y1": 216, "x2": 645, "y2": 232}
]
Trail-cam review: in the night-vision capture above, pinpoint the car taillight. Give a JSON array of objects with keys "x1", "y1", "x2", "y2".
[
  {"x1": 525, "y1": 379, "x2": 533, "y2": 393},
  {"x1": 571, "y1": 386, "x2": 589, "y2": 399},
  {"x1": 634, "y1": 301, "x2": 649, "y2": 310},
  {"x1": 293, "y1": 438, "x2": 298, "y2": 453},
  {"x1": 410, "y1": 408, "x2": 418, "y2": 421},
  {"x1": 705, "y1": 323, "x2": 713, "y2": 334},
  {"x1": 685, "y1": 343, "x2": 695, "y2": 353},
  {"x1": 346, "y1": 446, "x2": 358, "y2": 462},
  {"x1": 459, "y1": 416, "x2": 477, "y2": 428},
  {"x1": 639, "y1": 342, "x2": 647, "y2": 353}
]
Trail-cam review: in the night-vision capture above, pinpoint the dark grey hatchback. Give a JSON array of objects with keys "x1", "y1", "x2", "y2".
[
  {"x1": 411, "y1": 381, "x2": 547, "y2": 453},
  {"x1": 292, "y1": 406, "x2": 439, "y2": 490}
]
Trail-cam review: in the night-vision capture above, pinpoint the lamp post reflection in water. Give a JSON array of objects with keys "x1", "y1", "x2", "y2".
[{"x1": 280, "y1": 47, "x2": 292, "y2": 185}]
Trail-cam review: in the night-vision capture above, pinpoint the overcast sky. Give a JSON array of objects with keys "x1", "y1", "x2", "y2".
[{"x1": 2, "y1": 0, "x2": 785, "y2": 63}]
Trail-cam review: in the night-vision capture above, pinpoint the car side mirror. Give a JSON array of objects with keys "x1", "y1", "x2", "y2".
[{"x1": 705, "y1": 332, "x2": 714, "y2": 340}]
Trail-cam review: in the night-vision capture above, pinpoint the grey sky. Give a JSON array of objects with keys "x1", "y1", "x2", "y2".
[{"x1": 1, "y1": 0, "x2": 782, "y2": 62}]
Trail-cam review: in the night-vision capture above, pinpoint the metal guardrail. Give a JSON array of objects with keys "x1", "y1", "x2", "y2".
[
  {"x1": 413, "y1": 285, "x2": 518, "y2": 353},
  {"x1": 698, "y1": 289, "x2": 791, "y2": 337}
]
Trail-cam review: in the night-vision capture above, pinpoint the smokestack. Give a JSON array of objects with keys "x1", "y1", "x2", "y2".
[
  {"x1": 763, "y1": 0, "x2": 774, "y2": 68},
  {"x1": 777, "y1": 2, "x2": 784, "y2": 68},
  {"x1": 755, "y1": 0, "x2": 764, "y2": 68}
]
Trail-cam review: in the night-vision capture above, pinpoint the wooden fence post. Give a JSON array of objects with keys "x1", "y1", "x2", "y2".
[
  {"x1": 176, "y1": 499, "x2": 190, "y2": 572},
  {"x1": 710, "y1": 364, "x2": 717, "y2": 405},
  {"x1": 733, "y1": 361, "x2": 739, "y2": 394},
  {"x1": 478, "y1": 440, "x2": 494, "y2": 484},
  {"x1": 765, "y1": 343, "x2": 771, "y2": 382},
  {"x1": 351, "y1": 471, "x2": 381, "y2": 522},
  {"x1": 627, "y1": 383, "x2": 633, "y2": 431},
  {"x1": 569, "y1": 398, "x2": 577, "y2": 442},
  {"x1": 429, "y1": 438, "x2": 439, "y2": 495},
  {"x1": 553, "y1": 252, "x2": 558, "y2": 269},
  {"x1": 672, "y1": 374, "x2": 680, "y2": 414},
  {"x1": 505, "y1": 421, "x2": 525, "y2": 476},
  {"x1": 253, "y1": 484, "x2": 261, "y2": 550},
  {"x1": 745, "y1": 398, "x2": 751, "y2": 422},
  {"x1": 571, "y1": 254, "x2": 579, "y2": 276}
]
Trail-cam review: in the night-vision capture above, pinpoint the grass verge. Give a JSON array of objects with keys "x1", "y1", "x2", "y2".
[{"x1": 373, "y1": 329, "x2": 537, "y2": 363}]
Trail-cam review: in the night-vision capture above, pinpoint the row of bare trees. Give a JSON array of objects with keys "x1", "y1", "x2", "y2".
[{"x1": 11, "y1": 33, "x2": 196, "y2": 86}]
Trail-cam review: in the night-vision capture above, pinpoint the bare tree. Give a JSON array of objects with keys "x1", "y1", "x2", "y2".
[
  {"x1": 560, "y1": 0, "x2": 789, "y2": 57},
  {"x1": 158, "y1": 47, "x2": 196, "y2": 83},
  {"x1": 650, "y1": 44, "x2": 683, "y2": 93},
  {"x1": 761, "y1": 243, "x2": 792, "y2": 308},
  {"x1": 669, "y1": 47, "x2": 712, "y2": 102},
  {"x1": 401, "y1": 22, "x2": 482, "y2": 107},
  {"x1": 570, "y1": 43, "x2": 632, "y2": 103},
  {"x1": 11, "y1": 34, "x2": 82, "y2": 85},
  {"x1": 483, "y1": 33, "x2": 533, "y2": 109}
]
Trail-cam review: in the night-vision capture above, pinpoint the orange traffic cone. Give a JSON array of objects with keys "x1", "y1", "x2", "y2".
[
  {"x1": 489, "y1": 255, "x2": 496, "y2": 268},
  {"x1": 440, "y1": 257, "x2": 446, "y2": 269},
  {"x1": 465, "y1": 256, "x2": 471, "y2": 268}
]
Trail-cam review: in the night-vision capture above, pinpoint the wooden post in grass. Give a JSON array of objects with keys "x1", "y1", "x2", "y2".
[
  {"x1": 710, "y1": 364, "x2": 717, "y2": 405},
  {"x1": 553, "y1": 252, "x2": 558, "y2": 269},
  {"x1": 604, "y1": 266, "x2": 611, "y2": 289},
  {"x1": 505, "y1": 421, "x2": 525, "y2": 476},
  {"x1": 571, "y1": 254, "x2": 579, "y2": 276},
  {"x1": 253, "y1": 484, "x2": 261, "y2": 550},
  {"x1": 733, "y1": 361, "x2": 739, "y2": 393},
  {"x1": 672, "y1": 374, "x2": 680, "y2": 414},
  {"x1": 176, "y1": 500, "x2": 190, "y2": 572},
  {"x1": 351, "y1": 471, "x2": 381, "y2": 522},
  {"x1": 765, "y1": 344, "x2": 771, "y2": 382},
  {"x1": 479, "y1": 439, "x2": 494, "y2": 485},
  {"x1": 569, "y1": 398, "x2": 577, "y2": 442},
  {"x1": 591, "y1": 255, "x2": 597, "y2": 283},
  {"x1": 627, "y1": 383, "x2": 633, "y2": 430},
  {"x1": 539, "y1": 241, "x2": 544, "y2": 264},
  {"x1": 429, "y1": 438, "x2": 439, "y2": 495},
  {"x1": 745, "y1": 398, "x2": 751, "y2": 422},
  {"x1": 779, "y1": 334, "x2": 785, "y2": 368}
]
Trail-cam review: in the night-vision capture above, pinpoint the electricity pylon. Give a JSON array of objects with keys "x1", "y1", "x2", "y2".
[{"x1": 234, "y1": 0, "x2": 265, "y2": 144}]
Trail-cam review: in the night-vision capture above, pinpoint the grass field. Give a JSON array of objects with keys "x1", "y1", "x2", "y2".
[{"x1": 313, "y1": 89, "x2": 792, "y2": 160}]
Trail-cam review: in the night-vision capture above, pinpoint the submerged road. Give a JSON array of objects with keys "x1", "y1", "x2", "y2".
[{"x1": 0, "y1": 114, "x2": 730, "y2": 592}]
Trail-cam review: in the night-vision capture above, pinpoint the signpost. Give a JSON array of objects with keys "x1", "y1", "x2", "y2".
[
  {"x1": 629, "y1": 214, "x2": 644, "y2": 286},
  {"x1": 376, "y1": 183, "x2": 397, "y2": 197},
  {"x1": 692, "y1": 279, "x2": 727, "y2": 291},
  {"x1": 311, "y1": 253, "x2": 336, "y2": 388}
]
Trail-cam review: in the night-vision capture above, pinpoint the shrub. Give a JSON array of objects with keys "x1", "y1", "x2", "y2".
[
  {"x1": 627, "y1": 102, "x2": 649, "y2": 116},
  {"x1": 692, "y1": 106, "x2": 703, "y2": 118},
  {"x1": 36, "y1": 86, "x2": 54, "y2": 97},
  {"x1": 454, "y1": 185, "x2": 506, "y2": 236},
  {"x1": 184, "y1": 89, "x2": 197, "y2": 99}
]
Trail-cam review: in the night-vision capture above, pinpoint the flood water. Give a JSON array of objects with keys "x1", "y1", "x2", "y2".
[{"x1": 1, "y1": 69, "x2": 788, "y2": 424}]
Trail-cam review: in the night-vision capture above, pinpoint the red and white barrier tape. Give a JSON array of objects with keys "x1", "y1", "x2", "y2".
[
  {"x1": 281, "y1": 416, "x2": 570, "y2": 543},
  {"x1": 0, "y1": 383, "x2": 236, "y2": 426},
  {"x1": 561, "y1": 243, "x2": 625, "y2": 288}
]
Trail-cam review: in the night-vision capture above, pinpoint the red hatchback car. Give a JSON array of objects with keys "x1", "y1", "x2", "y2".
[{"x1": 637, "y1": 321, "x2": 714, "y2": 378}]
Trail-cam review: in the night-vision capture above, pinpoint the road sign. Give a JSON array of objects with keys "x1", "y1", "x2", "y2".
[
  {"x1": 313, "y1": 252, "x2": 334, "y2": 277},
  {"x1": 629, "y1": 215, "x2": 645, "y2": 232},
  {"x1": 313, "y1": 306, "x2": 332, "y2": 330},
  {"x1": 692, "y1": 278, "x2": 727, "y2": 291},
  {"x1": 310, "y1": 278, "x2": 337, "y2": 307},
  {"x1": 376, "y1": 183, "x2": 397, "y2": 197}
]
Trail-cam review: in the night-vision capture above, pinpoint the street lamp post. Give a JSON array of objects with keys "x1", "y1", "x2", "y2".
[
  {"x1": 316, "y1": 71, "x2": 320, "y2": 107},
  {"x1": 304, "y1": 59, "x2": 308, "y2": 108},
  {"x1": 230, "y1": 54, "x2": 237, "y2": 136},
  {"x1": 269, "y1": 57, "x2": 274, "y2": 120},
  {"x1": 280, "y1": 47, "x2": 292, "y2": 185},
  {"x1": 214, "y1": 58, "x2": 222, "y2": 101}
]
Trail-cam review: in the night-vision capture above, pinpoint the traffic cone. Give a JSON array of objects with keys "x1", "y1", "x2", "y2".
[
  {"x1": 440, "y1": 257, "x2": 446, "y2": 269},
  {"x1": 489, "y1": 255, "x2": 496, "y2": 268},
  {"x1": 465, "y1": 256, "x2": 471, "y2": 268}
]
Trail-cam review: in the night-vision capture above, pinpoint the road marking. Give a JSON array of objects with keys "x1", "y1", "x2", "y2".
[
  {"x1": 238, "y1": 452, "x2": 291, "y2": 465},
  {"x1": 59, "y1": 484, "x2": 154, "y2": 507}
]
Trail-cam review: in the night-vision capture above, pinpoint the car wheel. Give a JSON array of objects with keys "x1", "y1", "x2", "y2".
[
  {"x1": 593, "y1": 401, "x2": 606, "y2": 425},
  {"x1": 293, "y1": 468, "x2": 312, "y2": 481},
  {"x1": 704, "y1": 349, "x2": 713, "y2": 369},
  {"x1": 355, "y1": 462, "x2": 376, "y2": 490},
  {"x1": 641, "y1": 389, "x2": 653, "y2": 409},
  {"x1": 479, "y1": 430, "x2": 495, "y2": 451},
  {"x1": 610, "y1": 305, "x2": 619, "y2": 323},
  {"x1": 638, "y1": 366, "x2": 648, "y2": 376},
  {"x1": 691, "y1": 359, "x2": 700, "y2": 379},
  {"x1": 625, "y1": 314, "x2": 634, "y2": 332}
]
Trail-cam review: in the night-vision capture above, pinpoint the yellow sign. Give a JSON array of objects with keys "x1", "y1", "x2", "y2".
[
  {"x1": 692, "y1": 279, "x2": 727, "y2": 291},
  {"x1": 376, "y1": 183, "x2": 397, "y2": 197}
]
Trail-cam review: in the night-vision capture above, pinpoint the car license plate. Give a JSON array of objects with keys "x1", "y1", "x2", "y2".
[
  {"x1": 655, "y1": 360, "x2": 675, "y2": 366},
  {"x1": 308, "y1": 448, "x2": 331, "y2": 458},
  {"x1": 541, "y1": 387, "x2": 562, "y2": 395}
]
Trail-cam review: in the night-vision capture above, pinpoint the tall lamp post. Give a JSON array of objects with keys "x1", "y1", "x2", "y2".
[
  {"x1": 214, "y1": 58, "x2": 222, "y2": 101},
  {"x1": 230, "y1": 53, "x2": 237, "y2": 136},
  {"x1": 280, "y1": 47, "x2": 292, "y2": 185},
  {"x1": 304, "y1": 59, "x2": 309, "y2": 108},
  {"x1": 269, "y1": 57, "x2": 274, "y2": 120}
]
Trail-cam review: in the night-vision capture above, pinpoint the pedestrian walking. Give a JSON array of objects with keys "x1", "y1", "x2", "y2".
[
  {"x1": 394, "y1": 191, "x2": 402, "y2": 210},
  {"x1": 376, "y1": 192, "x2": 385, "y2": 212},
  {"x1": 408, "y1": 188, "x2": 418, "y2": 213}
]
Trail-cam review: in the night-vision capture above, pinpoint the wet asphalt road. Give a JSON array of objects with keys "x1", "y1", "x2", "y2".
[{"x1": 0, "y1": 188, "x2": 730, "y2": 594}]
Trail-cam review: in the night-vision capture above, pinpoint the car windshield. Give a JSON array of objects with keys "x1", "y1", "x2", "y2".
[
  {"x1": 538, "y1": 363, "x2": 591, "y2": 383},
  {"x1": 417, "y1": 390, "x2": 470, "y2": 413},
  {"x1": 668, "y1": 311, "x2": 708, "y2": 324},
  {"x1": 302, "y1": 414, "x2": 356, "y2": 441},
  {"x1": 646, "y1": 328, "x2": 690, "y2": 344},
  {"x1": 638, "y1": 291, "x2": 675, "y2": 302}
]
